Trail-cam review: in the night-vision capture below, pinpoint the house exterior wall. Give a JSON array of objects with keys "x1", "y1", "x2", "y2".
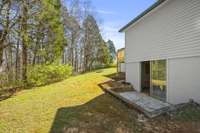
[
  {"x1": 125, "y1": 0, "x2": 200, "y2": 104},
  {"x1": 125, "y1": 0, "x2": 200, "y2": 63},
  {"x1": 168, "y1": 56, "x2": 200, "y2": 104}
]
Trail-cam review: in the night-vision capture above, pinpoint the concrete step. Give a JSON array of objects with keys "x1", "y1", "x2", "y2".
[{"x1": 104, "y1": 89, "x2": 173, "y2": 118}]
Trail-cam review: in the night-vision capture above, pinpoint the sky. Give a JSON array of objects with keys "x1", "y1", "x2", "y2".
[{"x1": 91, "y1": 0, "x2": 157, "y2": 50}]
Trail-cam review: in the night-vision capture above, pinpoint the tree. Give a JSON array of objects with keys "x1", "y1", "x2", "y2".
[
  {"x1": 21, "y1": 0, "x2": 29, "y2": 83},
  {"x1": 0, "y1": 0, "x2": 111, "y2": 90},
  {"x1": 107, "y1": 40, "x2": 116, "y2": 64},
  {"x1": 97, "y1": 40, "x2": 110, "y2": 66},
  {"x1": 37, "y1": 0, "x2": 65, "y2": 64},
  {"x1": 0, "y1": 0, "x2": 18, "y2": 67},
  {"x1": 83, "y1": 15, "x2": 100, "y2": 71},
  {"x1": 61, "y1": 4, "x2": 81, "y2": 71},
  {"x1": 0, "y1": 0, "x2": 66, "y2": 87}
]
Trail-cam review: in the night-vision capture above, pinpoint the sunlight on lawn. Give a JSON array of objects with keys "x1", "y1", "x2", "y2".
[{"x1": 0, "y1": 68, "x2": 116, "y2": 133}]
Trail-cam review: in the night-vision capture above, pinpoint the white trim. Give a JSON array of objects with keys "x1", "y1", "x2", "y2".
[
  {"x1": 139, "y1": 62, "x2": 141, "y2": 92},
  {"x1": 139, "y1": 60, "x2": 168, "y2": 102},
  {"x1": 166, "y1": 59, "x2": 169, "y2": 102},
  {"x1": 150, "y1": 61, "x2": 152, "y2": 96},
  {"x1": 125, "y1": 54, "x2": 200, "y2": 64}
]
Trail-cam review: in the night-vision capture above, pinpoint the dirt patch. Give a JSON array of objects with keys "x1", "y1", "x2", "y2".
[
  {"x1": 100, "y1": 72, "x2": 134, "y2": 93},
  {"x1": 51, "y1": 93, "x2": 142, "y2": 133},
  {"x1": 52, "y1": 93, "x2": 200, "y2": 133},
  {"x1": 100, "y1": 80, "x2": 133, "y2": 93},
  {"x1": 104, "y1": 72, "x2": 125, "y2": 81},
  {"x1": 143, "y1": 120, "x2": 200, "y2": 133},
  {"x1": 141, "y1": 103, "x2": 200, "y2": 133}
]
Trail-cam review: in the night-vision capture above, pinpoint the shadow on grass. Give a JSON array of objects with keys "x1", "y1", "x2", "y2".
[{"x1": 50, "y1": 93, "x2": 140, "y2": 133}]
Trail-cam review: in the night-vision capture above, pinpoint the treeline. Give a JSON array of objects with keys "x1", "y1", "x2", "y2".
[
  {"x1": 62, "y1": 0, "x2": 116, "y2": 72},
  {"x1": 0, "y1": 0, "x2": 116, "y2": 89}
]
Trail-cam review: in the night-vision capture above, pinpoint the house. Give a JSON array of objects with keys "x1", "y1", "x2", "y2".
[
  {"x1": 117, "y1": 48, "x2": 125, "y2": 72},
  {"x1": 119, "y1": 0, "x2": 200, "y2": 104}
]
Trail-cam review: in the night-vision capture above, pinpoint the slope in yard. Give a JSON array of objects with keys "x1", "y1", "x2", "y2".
[
  {"x1": 0, "y1": 68, "x2": 200, "y2": 133},
  {"x1": 0, "y1": 68, "x2": 139, "y2": 133}
]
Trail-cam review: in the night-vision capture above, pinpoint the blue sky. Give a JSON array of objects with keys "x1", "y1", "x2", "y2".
[{"x1": 91, "y1": 0, "x2": 157, "y2": 50}]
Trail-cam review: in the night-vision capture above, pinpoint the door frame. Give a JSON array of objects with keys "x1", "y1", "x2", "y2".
[{"x1": 139, "y1": 59, "x2": 169, "y2": 102}]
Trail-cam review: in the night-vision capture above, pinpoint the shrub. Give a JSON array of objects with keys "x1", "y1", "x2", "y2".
[
  {"x1": 27, "y1": 64, "x2": 72, "y2": 86},
  {"x1": 0, "y1": 73, "x2": 23, "y2": 90}
]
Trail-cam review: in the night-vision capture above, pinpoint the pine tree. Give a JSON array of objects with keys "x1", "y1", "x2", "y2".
[{"x1": 107, "y1": 40, "x2": 116, "y2": 64}]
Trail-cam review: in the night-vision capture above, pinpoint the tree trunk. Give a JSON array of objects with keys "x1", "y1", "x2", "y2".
[
  {"x1": 0, "y1": 49, "x2": 3, "y2": 66},
  {"x1": 21, "y1": 1, "x2": 28, "y2": 84},
  {"x1": 71, "y1": 34, "x2": 75, "y2": 69},
  {"x1": 32, "y1": 38, "x2": 39, "y2": 65},
  {"x1": 22, "y1": 43, "x2": 27, "y2": 83},
  {"x1": 74, "y1": 46, "x2": 78, "y2": 72},
  {"x1": 15, "y1": 37, "x2": 20, "y2": 80}
]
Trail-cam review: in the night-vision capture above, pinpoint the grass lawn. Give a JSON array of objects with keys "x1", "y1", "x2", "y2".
[
  {"x1": 0, "y1": 68, "x2": 139, "y2": 133},
  {"x1": 0, "y1": 68, "x2": 200, "y2": 133}
]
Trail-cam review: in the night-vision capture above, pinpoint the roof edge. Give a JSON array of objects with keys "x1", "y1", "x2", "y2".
[{"x1": 119, "y1": 0, "x2": 166, "y2": 32}]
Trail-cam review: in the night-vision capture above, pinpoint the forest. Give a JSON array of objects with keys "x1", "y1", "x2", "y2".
[{"x1": 0, "y1": 0, "x2": 116, "y2": 94}]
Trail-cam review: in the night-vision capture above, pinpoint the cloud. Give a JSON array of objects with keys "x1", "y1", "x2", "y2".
[
  {"x1": 100, "y1": 22, "x2": 125, "y2": 50},
  {"x1": 96, "y1": 10, "x2": 116, "y2": 15}
]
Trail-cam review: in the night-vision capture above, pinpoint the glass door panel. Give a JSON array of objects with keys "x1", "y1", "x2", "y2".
[{"x1": 151, "y1": 60, "x2": 167, "y2": 101}]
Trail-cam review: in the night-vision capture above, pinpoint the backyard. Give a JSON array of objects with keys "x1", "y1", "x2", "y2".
[{"x1": 0, "y1": 68, "x2": 200, "y2": 133}]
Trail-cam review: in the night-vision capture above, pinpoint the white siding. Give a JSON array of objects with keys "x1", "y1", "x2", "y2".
[
  {"x1": 126, "y1": 62, "x2": 140, "y2": 92},
  {"x1": 168, "y1": 56, "x2": 200, "y2": 104},
  {"x1": 125, "y1": 0, "x2": 200, "y2": 63}
]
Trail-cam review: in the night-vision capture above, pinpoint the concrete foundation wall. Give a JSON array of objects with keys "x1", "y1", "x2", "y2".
[
  {"x1": 126, "y1": 62, "x2": 140, "y2": 92},
  {"x1": 168, "y1": 56, "x2": 200, "y2": 104}
]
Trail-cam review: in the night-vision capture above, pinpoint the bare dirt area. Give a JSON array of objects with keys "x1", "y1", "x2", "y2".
[
  {"x1": 105, "y1": 72, "x2": 126, "y2": 81},
  {"x1": 59, "y1": 93, "x2": 200, "y2": 133},
  {"x1": 55, "y1": 93, "x2": 143, "y2": 133},
  {"x1": 142, "y1": 103, "x2": 200, "y2": 133},
  {"x1": 100, "y1": 72, "x2": 134, "y2": 93}
]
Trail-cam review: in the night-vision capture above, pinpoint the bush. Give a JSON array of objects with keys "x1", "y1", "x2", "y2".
[
  {"x1": 0, "y1": 73, "x2": 23, "y2": 90},
  {"x1": 27, "y1": 64, "x2": 72, "y2": 86}
]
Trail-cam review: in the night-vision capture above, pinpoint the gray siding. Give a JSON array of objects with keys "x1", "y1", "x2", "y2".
[{"x1": 125, "y1": 0, "x2": 200, "y2": 63}]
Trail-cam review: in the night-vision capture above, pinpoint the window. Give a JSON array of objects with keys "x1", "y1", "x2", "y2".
[{"x1": 151, "y1": 60, "x2": 167, "y2": 101}]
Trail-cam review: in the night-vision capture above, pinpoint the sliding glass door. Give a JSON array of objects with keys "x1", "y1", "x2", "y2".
[{"x1": 150, "y1": 60, "x2": 167, "y2": 101}]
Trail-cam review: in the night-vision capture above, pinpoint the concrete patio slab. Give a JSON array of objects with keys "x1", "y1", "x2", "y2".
[
  {"x1": 99, "y1": 80, "x2": 173, "y2": 118},
  {"x1": 118, "y1": 91, "x2": 172, "y2": 118}
]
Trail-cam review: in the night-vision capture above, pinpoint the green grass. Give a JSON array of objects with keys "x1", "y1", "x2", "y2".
[{"x1": 0, "y1": 68, "x2": 114, "y2": 132}]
